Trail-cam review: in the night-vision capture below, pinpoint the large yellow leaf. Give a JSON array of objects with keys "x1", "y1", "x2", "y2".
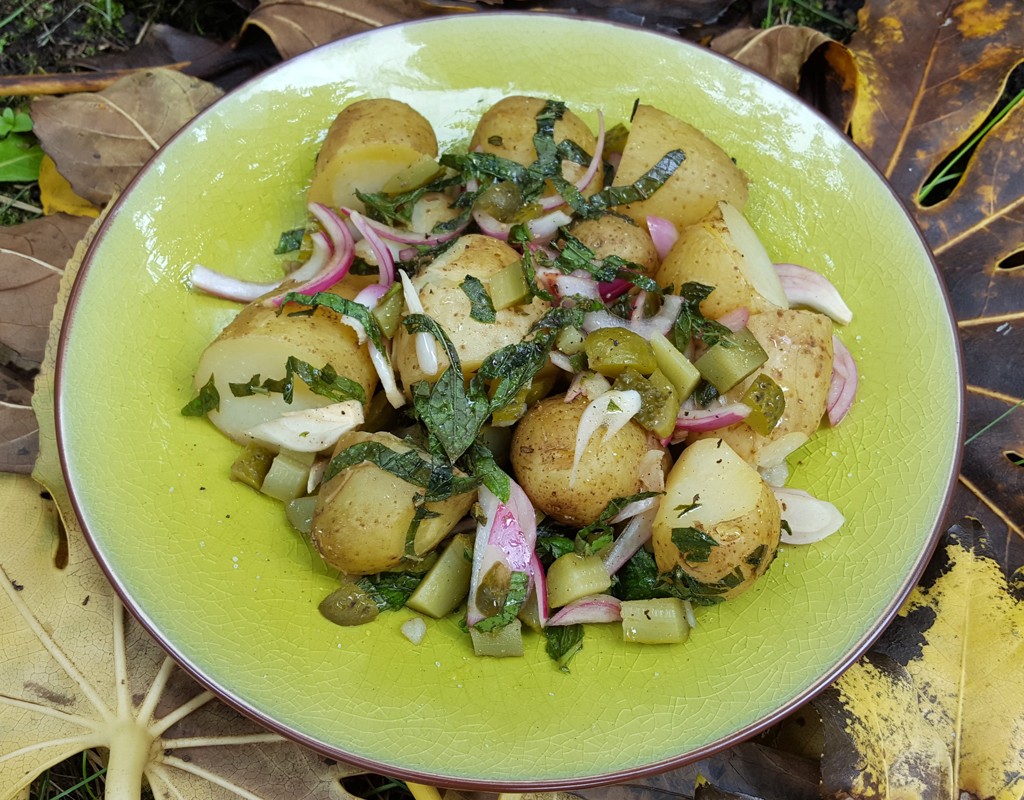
[
  {"x1": 814, "y1": 520, "x2": 1024, "y2": 799},
  {"x1": 3, "y1": 216, "x2": 365, "y2": 799}
]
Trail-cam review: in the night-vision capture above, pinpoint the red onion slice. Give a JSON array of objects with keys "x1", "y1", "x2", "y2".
[
  {"x1": 348, "y1": 209, "x2": 395, "y2": 287},
  {"x1": 774, "y1": 486, "x2": 845, "y2": 544},
  {"x1": 399, "y1": 270, "x2": 439, "y2": 377},
  {"x1": 474, "y1": 207, "x2": 573, "y2": 244},
  {"x1": 601, "y1": 506, "x2": 657, "y2": 576},
  {"x1": 827, "y1": 334, "x2": 858, "y2": 425},
  {"x1": 547, "y1": 594, "x2": 622, "y2": 626},
  {"x1": 341, "y1": 206, "x2": 468, "y2": 247},
  {"x1": 554, "y1": 271, "x2": 602, "y2": 302},
  {"x1": 646, "y1": 215, "x2": 678, "y2": 261},
  {"x1": 672, "y1": 402, "x2": 751, "y2": 440},
  {"x1": 582, "y1": 294, "x2": 683, "y2": 340},
  {"x1": 572, "y1": 390, "x2": 642, "y2": 485},
  {"x1": 189, "y1": 229, "x2": 332, "y2": 303},
  {"x1": 774, "y1": 262, "x2": 853, "y2": 324}
]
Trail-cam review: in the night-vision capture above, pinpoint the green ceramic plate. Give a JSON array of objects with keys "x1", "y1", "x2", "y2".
[{"x1": 57, "y1": 14, "x2": 962, "y2": 790}]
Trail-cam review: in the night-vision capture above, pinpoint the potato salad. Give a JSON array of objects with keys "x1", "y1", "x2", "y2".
[{"x1": 183, "y1": 95, "x2": 856, "y2": 668}]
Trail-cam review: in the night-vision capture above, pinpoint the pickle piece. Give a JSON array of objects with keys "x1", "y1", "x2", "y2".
[
  {"x1": 546, "y1": 553, "x2": 611, "y2": 609},
  {"x1": 370, "y1": 282, "x2": 404, "y2": 338},
  {"x1": 556, "y1": 325, "x2": 586, "y2": 356},
  {"x1": 319, "y1": 579, "x2": 380, "y2": 626},
  {"x1": 487, "y1": 260, "x2": 530, "y2": 310},
  {"x1": 261, "y1": 452, "x2": 311, "y2": 502},
  {"x1": 621, "y1": 598, "x2": 690, "y2": 644},
  {"x1": 583, "y1": 327, "x2": 657, "y2": 377},
  {"x1": 694, "y1": 327, "x2": 768, "y2": 393},
  {"x1": 475, "y1": 181, "x2": 523, "y2": 223},
  {"x1": 406, "y1": 533, "x2": 473, "y2": 618},
  {"x1": 470, "y1": 617, "x2": 524, "y2": 657},
  {"x1": 650, "y1": 332, "x2": 701, "y2": 401},
  {"x1": 741, "y1": 373, "x2": 786, "y2": 435},
  {"x1": 613, "y1": 367, "x2": 680, "y2": 439},
  {"x1": 230, "y1": 443, "x2": 274, "y2": 490}
]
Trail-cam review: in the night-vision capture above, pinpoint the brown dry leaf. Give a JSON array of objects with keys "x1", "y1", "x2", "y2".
[
  {"x1": 423, "y1": 0, "x2": 741, "y2": 28},
  {"x1": 30, "y1": 69, "x2": 222, "y2": 206},
  {"x1": 848, "y1": 0, "x2": 1024, "y2": 567},
  {"x1": 3, "y1": 217, "x2": 366, "y2": 800},
  {"x1": 241, "y1": 0, "x2": 440, "y2": 60},
  {"x1": 0, "y1": 213, "x2": 93, "y2": 371},
  {"x1": 0, "y1": 366, "x2": 35, "y2": 474},
  {"x1": 712, "y1": 25, "x2": 858, "y2": 130},
  {"x1": 813, "y1": 520, "x2": 1024, "y2": 798}
]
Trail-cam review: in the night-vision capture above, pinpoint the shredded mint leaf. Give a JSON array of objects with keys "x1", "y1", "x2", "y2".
[
  {"x1": 745, "y1": 544, "x2": 768, "y2": 569},
  {"x1": 281, "y1": 291, "x2": 386, "y2": 354},
  {"x1": 404, "y1": 313, "x2": 491, "y2": 463},
  {"x1": 355, "y1": 169, "x2": 459, "y2": 227},
  {"x1": 671, "y1": 527, "x2": 718, "y2": 563},
  {"x1": 323, "y1": 440, "x2": 477, "y2": 501},
  {"x1": 229, "y1": 357, "x2": 365, "y2": 405},
  {"x1": 545, "y1": 624, "x2": 584, "y2": 673},
  {"x1": 577, "y1": 492, "x2": 661, "y2": 546},
  {"x1": 473, "y1": 570, "x2": 529, "y2": 632},
  {"x1": 476, "y1": 329, "x2": 557, "y2": 412},
  {"x1": 612, "y1": 548, "x2": 671, "y2": 601},
  {"x1": 582, "y1": 149, "x2": 685, "y2": 214},
  {"x1": 532, "y1": 99, "x2": 566, "y2": 177},
  {"x1": 555, "y1": 230, "x2": 660, "y2": 293},
  {"x1": 358, "y1": 572, "x2": 422, "y2": 611},
  {"x1": 658, "y1": 565, "x2": 730, "y2": 606},
  {"x1": 460, "y1": 275, "x2": 497, "y2": 323},
  {"x1": 181, "y1": 375, "x2": 219, "y2": 417},
  {"x1": 672, "y1": 281, "x2": 734, "y2": 351},
  {"x1": 274, "y1": 227, "x2": 305, "y2": 255},
  {"x1": 463, "y1": 441, "x2": 511, "y2": 503}
]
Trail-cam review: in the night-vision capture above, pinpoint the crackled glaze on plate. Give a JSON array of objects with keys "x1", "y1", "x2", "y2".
[{"x1": 56, "y1": 14, "x2": 962, "y2": 790}]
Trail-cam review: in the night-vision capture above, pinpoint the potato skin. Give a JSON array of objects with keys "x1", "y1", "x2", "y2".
[
  {"x1": 656, "y1": 204, "x2": 783, "y2": 318},
  {"x1": 392, "y1": 234, "x2": 549, "y2": 388},
  {"x1": 653, "y1": 437, "x2": 780, "y2": 600},
  {"x1": 311, "y1": 431, "x2": 475, "y2": 576},
  {"x1": 510, "y1": 394, "x2": 661, "y2": 526},
  {"x1": 612, "y1": 104, "x2": 748, "y2": 229},
  {"x1": 569, "y1": 214, "x2": 659, "y2": 273},
  {"x1": 695, "y1": 309, "x2": 834, "y2": 464},
  {"x1": 469, "y1": 96, "x2": 603, "y2": 197},
  {"x1": 193, "y1": 277, "x2": 377, "y2": 446}
]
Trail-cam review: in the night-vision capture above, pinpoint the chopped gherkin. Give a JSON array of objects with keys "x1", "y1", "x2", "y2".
[
  {"x1": 229, "y1": 443, "x2": 274, "y2": 491},
  {"x1": 583, "y1": 327, "x2": 657, "y2": 377},
  {"x1": 694, "y1": 327, "x2": 768, "y2": 393},
  {"x1": 742, "y1": 373, "x2": 786, "y2": 435},
  {"x1": 613, "y1": 367, "x2": 679, "y2": 439}
]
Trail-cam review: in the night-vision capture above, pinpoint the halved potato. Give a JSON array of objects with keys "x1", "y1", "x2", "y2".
[
  {"x1": 308, "y1": 99, "x2": 439, "y2": 212},
  {"x1": 311, "y1": 430, "x2": 475, "y2": 575},
  {"x1": 656, "y1": 201, "x2": 788, "y2": 318},
  {"x1": 469, "y1": 95, "x2": 603, "y2": 198},
  {"x1": 693, "y1": 309, "x2": 834, "y2": 465},
  {"x1": 612, "y1": 104, "x2": 748, "y2": 229},
  {"x1": 568, "y1": 214, "x2": 659, "y2": 273},
  {"x1": 193, "y1": 277, "x2": 377, "y2": 447},
  {"x1": 652, "y1": 437, "x2": 781, "y2": 600},
  {"x1": 391, "y1": 234, "x2": 549, "y2": 389}
]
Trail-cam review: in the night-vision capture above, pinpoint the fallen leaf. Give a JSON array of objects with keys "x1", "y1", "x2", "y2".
[
  {"x1": 30, "y1": 69, "x2": 222, "y2": 206},
  {"x1": 0, "y1": 366, "x2": 35, "y2": 474},
  {"x1": 848, "y1": 0, "x2": 1024, "y2": 572},
  {"x1": 422, "y1": 0, "x2": 742, "y2": 29},
  {"x1": 241, "y1": 0, "x2": 440, "y2": 60},
  {"x1": 37, "y1": 156, "x2": 100, "y2": 218},
  {"x1": 712, "y1": 25, "x2": 857, "y2": 130},
  {"x1": 0, "y1": 213, "x2": 93, "y2": 371},
  {"x1": 5, "y1": 215, "x2": 369, "y2": 800},
  {"x1": 813, "y1": 652, "x2": 952, "y2": 799},
  {"x1": 813, "y1": 520, "x2": 1024, "y2": 799}
]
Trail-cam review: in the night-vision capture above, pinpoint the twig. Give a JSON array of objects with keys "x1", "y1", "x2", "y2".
[
  {"x1": 0, "y1": 63, "x2": 189, "y2": 97},
  {"x1": 0, "y1": 192, "x2": 43, "y2": 215}
]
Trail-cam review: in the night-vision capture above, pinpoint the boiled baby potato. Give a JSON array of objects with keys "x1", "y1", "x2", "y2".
[
  {"x1": 469, "y1": 95, "x2": 604, "y2": 197},
  {"x1": 510, "y1": 394, "x2": 662, "y2": 526},
  {"x1": 311, "y1": 430, "x2": 475, "y2": 575},
  {"x1": 392, "y1": 234, "x2": 549, "y2": 388},
  {"x1": 612, "y1": 104, "x2": 748, "y2": 229},
  {"x1": 193, "y1": 278, "x2": 377, "y2": 447},
  {"x1": 695, "y1": 309, "x2": 834, "y2": 465},
  {"x1": 569, "y1": 214, "x2": 659, "y2": 273},
  {"x1": 656, "y1": 201, "x2": 788, "y2": 318},
  {"x1": 652, "y1": 437, "x2": 780, "y2": 600},
  {"x1": 308, "y1": 98, "x2": 439, "y2": 212}
]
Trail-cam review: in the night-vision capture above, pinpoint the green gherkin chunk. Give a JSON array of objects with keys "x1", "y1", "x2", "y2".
[
  {"x1": 694, "y1": 327, "x2": 768, "y2": 393},
  {"x1": 319, "y1": 579, "x2": 381, "y2": 626},
  {"x1": 229, "y1": 443, "x2": 274, "y2": 491},
  {"x1": 742, "y1": 373, "x2": 786, "y2": 435},
  {"x1": 476, "y1": 181, "x2": 523, "y2": 223},
  {"x1": 583, "y1": 327, "x2": 657, "y2": 377},
  {"x1": 613, "y1": 367, "x2": 680, "y2": 439}
]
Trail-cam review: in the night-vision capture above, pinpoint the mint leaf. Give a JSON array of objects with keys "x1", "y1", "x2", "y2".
[
  {"x1": 545, "y1": 624, "x2": 584, "y2": 673},
  {"x1": 181, "y1": 375, "x2": 220, "y2": 417},
  {"x1": 460, "y1": 275, "x2": 497, "y2": 323},
  {"x1": 671, "y1": 526, "x2": 718, "y2": 563},
  {"x1": 473, "y1": 570, "x2": 529, "y2": 632},
  {"x1": 229, "y1": 357, "x2": 365, "y2": 405}
]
